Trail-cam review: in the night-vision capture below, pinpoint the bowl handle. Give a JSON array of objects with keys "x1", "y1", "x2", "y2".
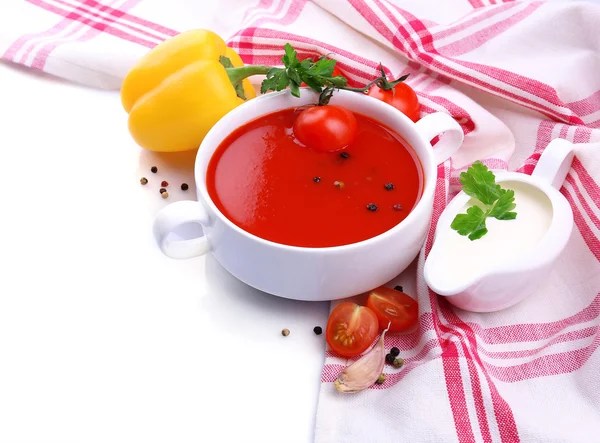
[
  {"x1": 415, "y1": 112, "x2": 464, "y2": 165},
  {"x1": 532, "y1": 138, "x2": 575, "y2": 190},
  {"x1": 153, "y1": 200, "x2": 211, "y2": 259}
]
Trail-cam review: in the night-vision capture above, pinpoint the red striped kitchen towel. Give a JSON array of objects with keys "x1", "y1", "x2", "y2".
[{"x1": 3, "y1": 1, "x2": 600, "y2": 442}]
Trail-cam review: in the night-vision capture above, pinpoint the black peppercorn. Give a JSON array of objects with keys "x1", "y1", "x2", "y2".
[
  {"x1": 394, "y1": 285, "x2": 403, "y2": 292},
  {"x1": 181, "y1": 183, "x2": 189, "y2": 191},
  {"x1": 393, "y1": 204, "x2": 403, "y2": 211},
  {"x1": 151, "y1": 166, "x2": 158, "y2": 173},
  {"x1": 340, "y1": 152, "x2": 350, "y2": 159},
  {"x1": 313, "y1": 326, "x2": 323, "y2": 335},
  {"x1": 159, "y1": 188, "x2": 167, "y2": 194},
  {"x1": 385, "y1": 353, "x2": 395, "y2": 365},
  {"x1": 390, "y1": 347, "x2": 400, "y2": 357},
  {"x1": 384, "y1": 183, "x2": 395, "y2": 191},
  {"x1": 366, "y1": 203, "x2": 378, "y2": 212},
  {"x1": 140, "y1": 177, "x2": 148, "y2": 185},
  {"x1": 313, "y1": 176, "x2": 321, "y2": 183}
]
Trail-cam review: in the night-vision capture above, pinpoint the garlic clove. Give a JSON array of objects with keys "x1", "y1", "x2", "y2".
[{"x1": 333, "y1": 326, "x2": 389, "y2": 393}]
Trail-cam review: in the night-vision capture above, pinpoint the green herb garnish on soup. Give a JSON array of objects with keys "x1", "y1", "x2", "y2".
[{"x1": 450, "y1": 161, "x2": 517, "y2": 241}]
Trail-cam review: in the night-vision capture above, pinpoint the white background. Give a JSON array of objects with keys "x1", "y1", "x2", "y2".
[{"x1": 0, "y1": 60, "x2": 330, "y2": 443}]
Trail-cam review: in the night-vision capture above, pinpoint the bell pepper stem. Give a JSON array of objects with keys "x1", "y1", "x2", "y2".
[{"x1": 226, "y1": 65, "x2": 273, "y2": 88}]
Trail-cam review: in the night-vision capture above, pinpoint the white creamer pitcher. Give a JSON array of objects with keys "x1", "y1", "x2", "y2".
[{"x1": 424, "y1": 138, "x2": 587, "y2": 313}]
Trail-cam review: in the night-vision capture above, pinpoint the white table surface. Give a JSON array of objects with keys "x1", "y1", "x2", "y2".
[{"x1": 0, "y1": 60, "x2": 330, "y2": 443}]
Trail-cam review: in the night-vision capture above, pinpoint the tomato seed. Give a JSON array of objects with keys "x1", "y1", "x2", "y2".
[
  {"x1": 140, "y1": 177, "x2": 148, "y2": 185},
  {"x1": 393, "y1": 204, "x2": 403, "y2": 211},
  {"x1": 313, "y1": 326, "x2": 323, "y2": 335},
  {"x1": 281, "y1": 328, "x2": 290, "y2": 337},
  {"x1": 384, "y1": 183, "x2": 395, "y2": 191},
  {"x1": 161, "y1": 180, "x2": 169, "y2": 187},
  {"x1": 390, "y1": 347, "x2": 400, "y2": 357},
  {"x1": 151, "y1": 166, "x2": 158, "y2": 173},
  {"x1": 366, "y1": 203, "x2": 378, "y2": 212}
]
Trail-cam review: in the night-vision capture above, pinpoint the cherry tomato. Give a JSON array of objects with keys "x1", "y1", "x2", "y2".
[
  {"x1": 293, "y1": 105, "x2": 358, "y2": 152},
  {"x1": 326, "y1": 302, "x2": 379, "y2": 357},
  {"x1": 367, "y1": 81, "x2": 420, "y2": 122},
  {"x1": 366, "y1": 286, "x2": 419, "y2": 332}
]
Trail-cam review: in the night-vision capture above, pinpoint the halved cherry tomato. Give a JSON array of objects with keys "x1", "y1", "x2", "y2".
[
  {"x1": 325, "y1": 302, "x2": 379, "y2": 357},
  {"x1": 293, "y1": 105, "x2": 358, "y2": 152},
  {"x1": 366, "y1": 286, "x2": 419, "y2": 332},
  {"x1": 367, "y1": 81, "x2": 420, "y2": 122}
]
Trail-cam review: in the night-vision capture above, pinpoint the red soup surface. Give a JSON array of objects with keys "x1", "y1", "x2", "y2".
[{"x1": 206, "y1": 107, "x2": 424, "y2": 248}]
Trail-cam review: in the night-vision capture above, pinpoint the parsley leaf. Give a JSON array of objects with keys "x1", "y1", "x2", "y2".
[
  {"x1": 450, "y1": 161, "x2": 517, "y2": 241},
  {"x1": 302, "y1": 75, "x2": 324, "y2": 92},
  {"x1": 489, "y1": 189, "x2": 517, "y2": 220},
  {"x1": 289, "y1": 80, "x2": 301, "y2": 98},
  {"x1": 260, "y1": 68, "x2": 288, "y2": 94},
  {"x1": 260, "y1": 43, "x2": 348, "y2": 96},
  {"x1": 311, "y1": 58, "x2": 336, "y2": 77},
  {"x1": 459, "y1": 161, "x2": 502, "y2": 205},
  {"x1": 451, "y1": 205, "x2": 488, "y2": 241},
  {"x1": 282, "y1": 43, "x2": 298, "y2": 67}
]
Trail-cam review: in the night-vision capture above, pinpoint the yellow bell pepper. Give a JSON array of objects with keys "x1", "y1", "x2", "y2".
[{"x1": 121, "y1": 29, "x2": 257, "y2": 153}]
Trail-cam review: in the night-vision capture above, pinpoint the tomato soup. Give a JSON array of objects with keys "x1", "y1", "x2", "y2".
[{"x1": 206, "y1": 108, "x2": 423, "y2": 248}]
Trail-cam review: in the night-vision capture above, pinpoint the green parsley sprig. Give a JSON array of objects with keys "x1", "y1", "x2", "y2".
[
  {"x1": 224, "y1": 43, "x2": 410, "y2": 105},
  {"x1": 450, "y1": 161, "x2": 517, "y2": 241},
  {"x1": 261, "y1": 44, "x2": 348, "y2": 98}
]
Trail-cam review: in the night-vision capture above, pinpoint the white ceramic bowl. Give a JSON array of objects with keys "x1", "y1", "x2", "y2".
[{"x1": 153, "y1": 89, "x2": 464, "y2": 301}]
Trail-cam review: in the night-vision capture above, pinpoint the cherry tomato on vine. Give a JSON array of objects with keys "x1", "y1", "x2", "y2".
[
  {"x1": 293, "y1": 105, "x2": 358, "y2": 152},
  {"x1": 325, "y1": 302, "x2": 379, "y2": 357},
  {"x1": 367, "y1": 81, "x2": 420, "y2": 122},
  {"x1": 366, "y1": 286, "x2": 419, "y2": 332},
  {"x1": 331, "y1": 65, "x2": 344, "y2": 78}
]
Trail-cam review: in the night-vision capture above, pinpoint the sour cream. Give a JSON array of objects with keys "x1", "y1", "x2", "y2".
[{"x1": 432, "y1": 181, "x2": 553, "y2": 289}]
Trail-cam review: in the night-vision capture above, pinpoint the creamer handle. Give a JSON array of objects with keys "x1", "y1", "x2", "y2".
[
  {"x1": 153, "y1": 200, "x2": 211, "y2": 259},
  {"x1": 532, "y1": 138, "x2": 575, "y2": 190},
  {"x1": 415, "y1": 112, "x2": 464, "y2": 165}
]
